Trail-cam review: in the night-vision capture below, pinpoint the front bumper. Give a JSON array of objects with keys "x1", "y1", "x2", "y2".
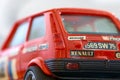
[{"x1": 45, "y1": 59, "x2": 120, "y2": 79}]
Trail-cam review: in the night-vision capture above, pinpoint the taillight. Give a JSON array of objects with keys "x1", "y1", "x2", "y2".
[{"x1": 53, "y1": 33, "x2": 65, "y2": 50}]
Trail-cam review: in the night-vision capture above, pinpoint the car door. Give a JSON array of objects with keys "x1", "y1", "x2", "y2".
[
  {"x1": 20, "y1": 15, "x2": 47, "y2": 78},
  {"x1": 0, "y1": 20, "x2": 30, "y2": 80}
]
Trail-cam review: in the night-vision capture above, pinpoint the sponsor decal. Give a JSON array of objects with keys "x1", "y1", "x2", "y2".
[
  {"x1": 23, "y1": 44, "x2": 48, "y2": 53},
  {"x1": 84, "y1": 42, "x2": 116, "y2": 50},
  {"x1": 70, "y1": 50, "x2": 94, "y2": 57},
  {"x1": 102, "y1": 36, "x2": 120, "y2": 41},
  {"x1": 116, "y1": 52, "x2": 120, "y2": 58},
  {"x1": 23, "y1": 46, "x2": 37, "y2": 53},
  {"x1": 39, "y1": 44, "x2": 48, "y2": 50},
  {"x1": 68, "y1": 36, "x2": 86, "y2": 40},
  {"x1": 110, "y1": 37, "x2": 120, "y2": 41}
]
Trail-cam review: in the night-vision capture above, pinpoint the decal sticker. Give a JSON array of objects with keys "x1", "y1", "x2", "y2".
[
  {"x1": 102, "y1": 36, "x2": 120, "y2": 41},
  {"x1": 68, "y1": 36, "x2": 86, "y2": 40},
  {"x1": 70, "y1": 50, "x2": 94, "y2": 57},
  {"x1": 8, "y1": 59, "x2": 18, "y2": 80},
  {"x1": 39, "y1": 44, "x2": 48, "y2": 50},
  {"x1": 12, "y1": 59, "x2": 18, "y2": 79},
  {"x1": 23, "y1": 44, "x2": 48, "y2": 53},
  {"x1": 116, "y1": 52, "x2": 120, "y2": 58},
  {"x1": 8, "y1": 61, "x2": 13, "y2": 80},
  {"x1": 110, "y1": 37, "x2": 120, "y2": 41},
  {"x1": 84, "y1": 42, "x2": 116, "y2": 50},
  {"x1": 102, "y1": 36, "x2": 109, "y2": 40},
  {"x1": 23, "y1": 46, "x2": 37, "y2": 53},
  {"x1": 0, "y1": 57, "x2": 9, "y2": 80}
]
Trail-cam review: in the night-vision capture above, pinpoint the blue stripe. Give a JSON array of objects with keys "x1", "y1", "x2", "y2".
[{"x1": 8, "y1": 61, "x2": 13, "y2": 80}]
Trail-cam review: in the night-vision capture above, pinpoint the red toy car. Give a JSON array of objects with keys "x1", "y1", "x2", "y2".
[{"x1": 0, "y1": 8, "x2": 120, "y2": 80}]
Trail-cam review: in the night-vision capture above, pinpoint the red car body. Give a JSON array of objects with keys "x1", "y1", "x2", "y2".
[{"x1": 0, "y1": 8, "x2": 120, "y2": 80}]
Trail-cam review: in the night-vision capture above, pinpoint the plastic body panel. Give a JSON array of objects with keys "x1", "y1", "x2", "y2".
[{"x1": 0, "y1": 8, "x2": 120, "y2": 80}]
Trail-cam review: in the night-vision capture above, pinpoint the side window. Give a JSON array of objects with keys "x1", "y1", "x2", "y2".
[
  {"x1": 9, "y1": 22, "x2": 29, "y2": 47},
  {"x1": 29, "y1": 16, "x2": 46, "y2": 40}
]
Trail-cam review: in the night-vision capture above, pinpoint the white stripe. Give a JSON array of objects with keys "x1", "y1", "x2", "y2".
[{"x1": 11, "y1": 59, "x2": 18, "y2": 79}]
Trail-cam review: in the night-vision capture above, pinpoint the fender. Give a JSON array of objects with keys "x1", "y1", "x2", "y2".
[{"x1": 27, "y1": 57, "x2": 52, "y2": 76}]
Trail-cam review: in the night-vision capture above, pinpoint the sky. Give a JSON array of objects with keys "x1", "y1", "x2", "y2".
[{"x1": 0, "y1": 0, "x2": 120, "y2": 47}]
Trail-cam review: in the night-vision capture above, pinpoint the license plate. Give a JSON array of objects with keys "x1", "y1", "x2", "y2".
[
  {"x1": 70, "y1": 50, "x2": 94, "y2": 57},
  {"x1": 84, "y1": 42, "x2": 116, "y2": 50}
]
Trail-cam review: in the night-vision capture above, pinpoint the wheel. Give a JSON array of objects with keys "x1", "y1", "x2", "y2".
[{"x1": 24, "y1": 66, "x2": 56, "y2": 80}]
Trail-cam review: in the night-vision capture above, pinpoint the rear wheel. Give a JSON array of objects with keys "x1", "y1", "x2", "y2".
[{"x1": 24, "y1": 66, "x2": 56, "y2": 80}]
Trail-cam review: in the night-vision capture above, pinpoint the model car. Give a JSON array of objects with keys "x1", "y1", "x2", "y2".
[{"x1": 0, "y1": 8, "x2": 120, "y2": 80}]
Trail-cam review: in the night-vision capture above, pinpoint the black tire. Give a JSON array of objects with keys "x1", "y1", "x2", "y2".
[{"x1": 24, "y1": 66, "x2": 56, "y2": 80}]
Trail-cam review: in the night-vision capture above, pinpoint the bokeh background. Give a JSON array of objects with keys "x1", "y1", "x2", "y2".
[{"x1": 0, "y1": 0, "x2": 120, "y2": 47}]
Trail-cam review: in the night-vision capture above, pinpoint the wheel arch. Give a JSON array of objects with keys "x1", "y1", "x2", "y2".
[{"x1": 27, "y1": 57, "x2": 52, "y2": 76}]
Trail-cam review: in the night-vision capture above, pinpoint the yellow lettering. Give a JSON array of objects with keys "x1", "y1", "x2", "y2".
[
  {"x1": 78, "y1": 51, "x2": 82, "y2": 56},
  {"x1": 71, "y1": 51, "x2": 75, "y2": 56},
  {"x1": 71, "y1": 51, "x2": 94, "y2": 57}
]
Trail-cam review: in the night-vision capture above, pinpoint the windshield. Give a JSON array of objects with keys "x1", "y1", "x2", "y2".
[{"x1": 61, "y1": 14, "x2": 119, "y2": 34}]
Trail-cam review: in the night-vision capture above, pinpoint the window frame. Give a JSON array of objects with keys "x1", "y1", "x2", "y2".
[
  {"x1": 8, "y1": 18, "x2": 30, "y2": 48},
  {"x1": 28, "y1": 14, "x2": 46, "y2": 41},
  {"x1": 57, "y1": 9, "x2": 120, "y2": 36},
  {"x1": 61, "y1": 14, "x2": 120, "y2": 35}
]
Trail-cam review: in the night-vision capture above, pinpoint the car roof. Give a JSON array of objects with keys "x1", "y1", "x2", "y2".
[{"x1": 16, "y1": 8, "x2": 115, "y2": 23}]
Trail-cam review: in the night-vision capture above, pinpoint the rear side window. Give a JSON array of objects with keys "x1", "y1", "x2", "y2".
[
  {"x1": 29, "y1": 16, "x2": 45, "y2": 40},
  {"x1": 9, "y1": 22, "x2": 29, "y2": 47},
  {"x1": 61, "y1": 14, "x2": 119, "y2": 34}
]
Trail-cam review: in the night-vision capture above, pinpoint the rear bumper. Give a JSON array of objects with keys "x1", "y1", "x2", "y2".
[{"x1": 45, "y1": 59, "x2": 120, "y2": 79}]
